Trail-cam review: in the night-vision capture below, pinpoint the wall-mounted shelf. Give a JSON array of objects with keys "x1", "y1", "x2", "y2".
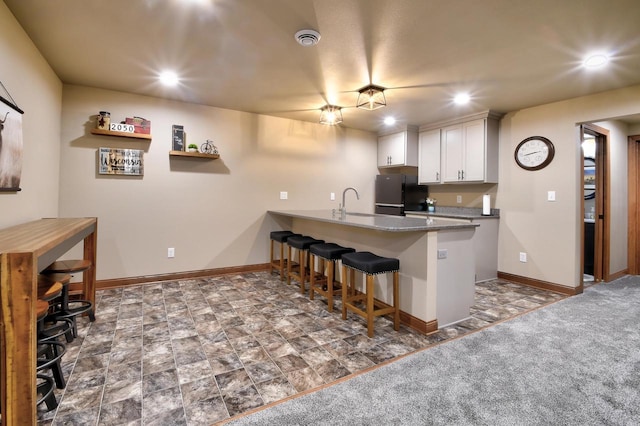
[
  {"x1": 91, "y1": 128, "x2": 152, "y2": 140},
  {"x1": 169, "y1": 151, "x2": 220, "y2": 160}
]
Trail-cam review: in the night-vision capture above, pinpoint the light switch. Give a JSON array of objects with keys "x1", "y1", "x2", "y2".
[
  {"x1": 330, "y1": 192, "x2": 335, "y2": 201},
  {"x1": 547, "y1": 191, "x2": 556, "y2": 201}
]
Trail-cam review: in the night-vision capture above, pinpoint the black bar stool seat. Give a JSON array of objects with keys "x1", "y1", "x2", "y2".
[
  {"x1": 341, "y1": 251, "x2": 400, "y2": 338},
  {"x1": 309, "y1": 243, "x2": 355, "y2": 312},
  {"x1": 269, "y1": 231, "x2": 302, "y2": 281},
  {"x1": 286, "y1": 235, "x2": 324, "y2": 293}
]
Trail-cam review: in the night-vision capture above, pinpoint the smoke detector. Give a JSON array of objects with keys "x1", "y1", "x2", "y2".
[{"x1": 294, "y1": 29, "x2": 321, "y2": 47}]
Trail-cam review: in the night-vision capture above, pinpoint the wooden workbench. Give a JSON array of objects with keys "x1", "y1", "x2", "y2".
[{"x1": 0, "y1": 217, "x2": 97, "y2": 425}]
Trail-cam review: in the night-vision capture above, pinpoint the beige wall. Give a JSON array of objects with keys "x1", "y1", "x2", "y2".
[
  {"x1": 0, "y1": 2, "x2": 62, "y2": 228},
  {"x1": 497, "y1": 84, "x2": 640, "y2": 288},
  {"x1": 59, "y1": 85, "x2": 378, "y2": 280}
]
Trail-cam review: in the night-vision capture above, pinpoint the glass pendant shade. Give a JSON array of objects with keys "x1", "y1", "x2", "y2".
[
  {"x1": 319, "y1": 105, "x2": 343, "y2": 125},
  {"x1": 357, "y1": 85, "x2": 386, "y2": 110}
]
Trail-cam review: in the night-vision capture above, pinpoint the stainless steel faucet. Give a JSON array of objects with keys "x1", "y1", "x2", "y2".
[{"x1": 340, "y1": 187, "x2": 360, "y2": 215}]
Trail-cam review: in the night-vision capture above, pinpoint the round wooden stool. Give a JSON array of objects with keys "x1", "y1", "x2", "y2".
[
  {"x1": 341, "y1": 251, "x2": 400, "y2": 338},
  {"x1": 43, "y1": 259, "x2": 95, "y2": 337},
  {"x1": 309, "y1": 243, "x2": 355, "y2": 312},
  {"x1": 36, "y1": 299, "x2": 67, "y2": 392}
]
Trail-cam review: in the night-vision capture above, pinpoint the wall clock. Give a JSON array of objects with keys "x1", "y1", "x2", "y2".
[{"x1": 514, "y1": 136, "x2": 555, "y2": 171}]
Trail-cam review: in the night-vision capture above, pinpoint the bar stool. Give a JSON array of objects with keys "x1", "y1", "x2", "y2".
[
  {"x1": 309, "y1": 243, "x2": 355, "y2": 312},
  {"x1": 341, "y1": 251, "x2": 400, "y2": 338},
  {"x1": 38, "y1": 275, "x2": 74, "y2": 343},
  {"x1": 269, "y1": 231, "x2": 301, "y2": 281},
  {"x1": 286, "y1": 235, "x2": 324, "y2": 293},
  {"x1": 43, "y1": 259, "x2": 95, "y2": 337},
  {"x1": 36, "y1": 299, "x2": 67, "y2": 391},
  {"x1": 36, "y1": 301, "x2": 58, "y2": 410}
]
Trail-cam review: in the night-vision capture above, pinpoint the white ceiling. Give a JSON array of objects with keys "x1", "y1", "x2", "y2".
[{"x1": 5, "y1": 0, "x2": 640, "y2": 132}]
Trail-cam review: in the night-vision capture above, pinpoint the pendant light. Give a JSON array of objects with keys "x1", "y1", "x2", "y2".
[
  {"x1": 319, "y1": 105, "x2": 343, "y2": 125},
  {"x1": 356, "y1": 85, "x2": 386, "y2": 110}
]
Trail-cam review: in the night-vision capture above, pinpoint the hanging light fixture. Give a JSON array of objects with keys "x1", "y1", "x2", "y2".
[
  {"x1": 319, "y1": 105, "x2": 343, "y2": 125},
  {"x1": 356, "y1": 85, "x2": 387, "y2": 110}
]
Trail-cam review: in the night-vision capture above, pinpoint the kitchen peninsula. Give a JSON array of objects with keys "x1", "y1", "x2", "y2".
[{"x1": 269, "y1": 210, "x2": 478, "y2": 333}]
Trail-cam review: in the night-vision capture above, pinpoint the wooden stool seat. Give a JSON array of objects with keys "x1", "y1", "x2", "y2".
[
  {"x1": 269, "y1": 231, "x2": 301, "y2": 281},
  {"x1": 286, "y1": 235, "x2": 324, "y2": 293},
  {"x1": 341, "y1": 251, "x2": 400, "y2": 338},
  {"x1": 37, "y1": 276, "x2": 64, "y2": 302},
  {"x1": 44, "y1": 259, "x2": 91, "y2": 274},
  {"x1": 309, "y1": 243, "x2": 355, "y2": 312}
]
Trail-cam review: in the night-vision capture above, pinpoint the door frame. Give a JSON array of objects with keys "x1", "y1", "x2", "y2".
[
  {"x1": 580, "y1": 123, "x2": 610, "y2": 282},
  {"x1": 627, "y1": 134, "x2": 640, "y2": 274}
]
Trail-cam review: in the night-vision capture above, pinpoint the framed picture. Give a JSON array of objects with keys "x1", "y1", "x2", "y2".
[
  {"x1": 0, "y1": 92, "x2": 24, "y2": 191},
  {"x1": 172, "y1": 124, "x2": 184, "y2": 151},
  {"x1": 98, "y1": 147, "x2": 144, "y2": 176}
]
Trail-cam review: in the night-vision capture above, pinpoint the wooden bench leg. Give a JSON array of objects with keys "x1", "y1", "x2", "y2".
[
  {"x1": 393, "y1": 271, "x2": 400, "y2": 331},
  {"x1": 287, "y1": 245, "x2": 293, "y2": 285},
  {"x1": 366, "y1": 274, "x2": 375, "y2": 338},
  {"x1": 269, "y1": 239, "x2": 274, "y2": 274},
  {"x1": 327, "y1": 260, "x2": 335, "y2": 313},
  {"x1": 279, "y1": 241, "x2": 285, "y2": 280},
  {"x1": 309, "y1": 254, "x2": 316, "y2": 300},
  {"x1": 341, "y1": 264, "x2": 348, "y2": 320}
]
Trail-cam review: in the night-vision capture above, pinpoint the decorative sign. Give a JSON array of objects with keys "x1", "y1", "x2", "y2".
[
  {"x1": 98, "y1": 147, "x2": 144, "y2": 176},
  {"x1": 172, "y1": 124, "x2": 185, "y2": 151},
  {"x1": 109, "y1": 122, "x2": 135, "y2": 133}
]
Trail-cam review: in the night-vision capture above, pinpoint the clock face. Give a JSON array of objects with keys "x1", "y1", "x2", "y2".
[{"x1": 515, "y1": 136, "x2": 555, "y2": 170}]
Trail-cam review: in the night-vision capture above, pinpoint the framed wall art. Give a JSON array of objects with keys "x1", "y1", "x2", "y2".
[
  {"x1": 98, "y1": 147, "x2": 144, "y2": 176},
  {"x1": 0, "y1": 81, "x2": 24, "y2": 192}
]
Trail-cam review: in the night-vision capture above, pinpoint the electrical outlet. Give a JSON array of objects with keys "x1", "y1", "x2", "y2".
[
  {"x1": 330, "y1": 192, "x2": 335, "y2": 201},
  {"x1": 456, "y1": 195, "x2": 462, "y2": 204},
  {"x1": 168, "y1": 247, "x2": 175, "y2": 258},
  {"x1": 437, "y1": 249, "x2": 448, "y2": 259},
  {"x1": 519, "y1": 252, "x2": 527, "y2": 262},
  {"x1": 280, "y1": 191, "x2": 288, "y2": 200}
]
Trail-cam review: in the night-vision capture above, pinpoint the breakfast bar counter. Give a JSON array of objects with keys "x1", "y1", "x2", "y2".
[{"x1": 268, "y1": 210, "x2": 477, "y2": 334}]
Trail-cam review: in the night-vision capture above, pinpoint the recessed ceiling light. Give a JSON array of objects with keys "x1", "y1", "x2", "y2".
[
  {"x1": 384, "y1": 117, "x2": 396, "y2": 125},
  {"x1": 583, "y1": 53, "x2": 609, "y2": 69},
  {"x1": 454, "y1": 93, "x2": 471, "y2": 104},
  {"x1": 159, "y1": 71, "x2": 179, "y2": 86}
]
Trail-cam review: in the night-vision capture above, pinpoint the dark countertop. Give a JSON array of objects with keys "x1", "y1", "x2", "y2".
[
  {"x1": 405, "y1": 206, "x2": 500, "y2": 220},
  {"x1": 269, "y1": 210, "x2": 479, "y2": 232}
]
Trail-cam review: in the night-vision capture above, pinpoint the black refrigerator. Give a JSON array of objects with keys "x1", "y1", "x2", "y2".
[{"x1": 375, "y1": 174, "x2": 429, "y2": 216}]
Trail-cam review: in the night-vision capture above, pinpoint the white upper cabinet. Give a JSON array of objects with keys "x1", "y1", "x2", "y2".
[
  {"x1": 418, "y1": 129, "x2": 441, "y2": 184},
  {"x1": 419, "y1": 111, "x2": 501, "y2": 184},
  {"x1": 378, "y1": 127, "x2": 418, "y2": 168}
]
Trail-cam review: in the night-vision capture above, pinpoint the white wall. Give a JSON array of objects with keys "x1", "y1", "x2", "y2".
[
  {"x1": 497, "y1": 84, "x2": 640, "y2": 288},
  {"x1": 0, "y1": 1, "x2": 62, "y2": 228},
  {"x1": 59, "y1": 85, "x2": 378, "y2": 280}
]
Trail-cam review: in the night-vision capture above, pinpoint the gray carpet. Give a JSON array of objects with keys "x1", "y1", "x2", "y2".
[{"x1": 225, "y1": 275, "x2": 640, "y2": 425}]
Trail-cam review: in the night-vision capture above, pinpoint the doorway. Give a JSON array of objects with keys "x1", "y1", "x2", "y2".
[
  {"x1": 581, "y1": 123, "x2": 610, "y2": 285},
  {"x1": 627, "y1": 133, "x2": 640, "y2": 274}
]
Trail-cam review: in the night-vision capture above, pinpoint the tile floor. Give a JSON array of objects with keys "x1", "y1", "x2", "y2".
[{"x1": 37, "y1": 271, "x2": 565, "y2": 425}]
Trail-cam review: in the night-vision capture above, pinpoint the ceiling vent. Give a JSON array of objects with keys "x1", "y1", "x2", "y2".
[{"x1": 294, "y1": 29, "x2": 321, "y2": 47}]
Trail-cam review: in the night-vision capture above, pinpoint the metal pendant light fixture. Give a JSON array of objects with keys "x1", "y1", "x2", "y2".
[
  {"x1": 356, "y1": 85, "x2": 386, "y2": 110},
  {"x1": 319, "y1": 105, "x2": 343, "y2": 125}
]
